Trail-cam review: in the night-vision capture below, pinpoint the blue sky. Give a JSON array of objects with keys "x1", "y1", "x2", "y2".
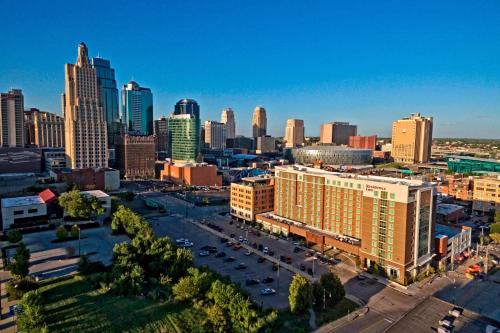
[{"x1": 1, "y1": 0, "x2": 499, "y2": 138}]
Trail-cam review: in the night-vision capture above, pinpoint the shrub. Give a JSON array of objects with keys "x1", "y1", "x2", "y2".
[
  {"x1": 7, "y1": 229, "x2": 22, "y2": 243},
  {"x1": 55, "y1": 226, "x2": 68, "y2": 239},
  {"x1": 70, "y1": 224, "x2": 80, "y2": 238},
  {"x1": 289, "y1": 274, "x2": 313, "y2": 314},
  {"x1": 8, "y1": 243, "x2": 31, "y2": 279},
  {"x1": 6, "y1": 278, "x2": 38, "y2": 300},
  {"x1": 17, "y1": 290, "x2": 47, "y2": 331}
]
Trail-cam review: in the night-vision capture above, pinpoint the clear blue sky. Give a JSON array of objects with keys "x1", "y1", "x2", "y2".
[{"x1": 1, "y1": 0, "x2": 499, "y2": 138}]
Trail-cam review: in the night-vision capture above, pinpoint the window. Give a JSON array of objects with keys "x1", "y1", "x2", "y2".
[
  {"x1": 390, "y1": 193, "x2": 395, "y2": 199},
  {"x1": 13, "y1": 210, "x2": 23, "y2": 215},
  {"x1": 28, "y1": 208, "x2": 38, "y2": 214},
  {"x1": 374, "y1": 191, "x2": 379, "y2": 197}
]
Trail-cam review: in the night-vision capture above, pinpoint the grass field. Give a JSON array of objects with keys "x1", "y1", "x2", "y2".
[
  {"x1": 315, "y1": 298, "x2": 359, "y2": 326},
  {"x1": 39, "y1": 276, "x2": 201, "y2": 333}
]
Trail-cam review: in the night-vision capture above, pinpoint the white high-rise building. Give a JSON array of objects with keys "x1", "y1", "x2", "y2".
[
  {"x1": 204, "y1": 120, "x2": 227, "y2": 150},
  {"x1": 63, "y1": 42, "x2": 108, "y2": 169},
  {"x1": 221, "y1": 107, "x2": 236, "y2": 139}
]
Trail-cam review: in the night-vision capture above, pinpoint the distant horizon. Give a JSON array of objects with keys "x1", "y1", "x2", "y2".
[{"x1": 1, "y1": 1, "x2": 499, "y2": 139}]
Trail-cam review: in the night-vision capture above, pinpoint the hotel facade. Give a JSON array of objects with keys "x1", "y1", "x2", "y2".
[{"x1": 256, "y1": 165, "x2": 436, "y2": 284}]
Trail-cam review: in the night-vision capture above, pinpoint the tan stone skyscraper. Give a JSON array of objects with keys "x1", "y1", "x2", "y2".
[
  {"x1": 63, "y1": 42, "x2": 108, "y2": 169},
  {"x1": 391, "y1": 113, "x2": 433, "y2": 164},
  {"x1": 221, "y1": 107, "x2": 236, "y2": 139},
  {"x1": 284, "y1": 119, "x2": 304, "y2": 148},
  {"x1": 252, "y1": 106, "x2": 267, "y2": 138}
]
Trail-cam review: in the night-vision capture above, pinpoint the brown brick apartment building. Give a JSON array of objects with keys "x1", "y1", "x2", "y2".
[
  {"x1": 115, "y1": 134, "x2": 155, "y2": 179},
  {"x1": 230, "y1": 175, "x2": 274, "y2": 222},
  {"x1": 256, "y1": 165, "x2": 436, "y2": 284}
]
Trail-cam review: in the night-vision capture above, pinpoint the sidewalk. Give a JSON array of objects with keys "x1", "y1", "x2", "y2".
[
  {"x1": 0, "y1": 261, "x2": 16, "y2": 333},
  {"x1": 313, "y1": 305, "x2": 370, "y2": 333}
]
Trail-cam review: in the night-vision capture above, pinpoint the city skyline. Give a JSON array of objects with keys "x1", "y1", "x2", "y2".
[{"x1": 1, "y1": 1, "x2": 499, "y2": 138}]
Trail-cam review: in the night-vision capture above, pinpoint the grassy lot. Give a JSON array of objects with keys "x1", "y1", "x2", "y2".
[
  {"x1": 315, "y1": 298, "x2": 359, "y2": 326},
  {"x1": 39, "y1": 276, "x2": 202, "y2": 333}
]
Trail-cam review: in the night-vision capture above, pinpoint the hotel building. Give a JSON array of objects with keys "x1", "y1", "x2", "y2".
[
  {"x1": 391, "y1": 113, "x2": 433, "y2": 164},
  {"x1": 472, "y1": 175, "x2": 500, "y2": 214},
  {"x1": 230, "y1": 175, "x2": 274, "y2": 222},
  {"x1": 257, "y1": 165, "x2": 436, "y2": 284}
]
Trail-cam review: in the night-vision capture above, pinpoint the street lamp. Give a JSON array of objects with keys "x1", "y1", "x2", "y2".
[{"x1": 323, "y1": 288, "x2": 332, "y2": 310}]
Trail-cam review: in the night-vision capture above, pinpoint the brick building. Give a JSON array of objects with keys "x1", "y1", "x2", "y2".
[
  {"x1": 348, "y1": 135, "x2": 377, "y2": 150},
  {"x1": 230, "y1": 175, "x2": 274, "y2": 222},
  {"x1": 115, "y1": 134, "x2": 155, "y2": 179},
  {"x1": 160, "y1": 163, "x2": 222, "y2": 187}
]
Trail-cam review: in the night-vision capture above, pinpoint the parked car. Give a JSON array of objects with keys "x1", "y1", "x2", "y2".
[
  {"x1": 245, "y1": 250, "x2": 252, "y2": 256},
  {"x1": 180, "y1": 241, "x2": 194, "y2": 248},
  {"x1": 226, "y1": 241, "x2": 234, "y2": 247},
  {"x1": 356, "y1": 274, "x2": 366, "y2": 281},
  {"x1": 257, "y1": 257, "x2": 265, "y2": 263},
  {"x1": 230, "y1": 233, "x2": 235, "y2": 238},
  {"x1": 233, "y1": 243, "x2": 242, "y2": 250},
  {"x1": 215, "y1": 251, "x2": 226, "y2": 258},
  {"x1": 307, "y1": 268, "x2": 313, "y2": 275},
  {"x1": 208, "y1": 247, "x2": 218, "y2": 254},
  {"x1": 439, "y1": 315, "x2": 454, "y2": 328},
  {"x1": 239, "y1": 236, "x2": 244, "y2": 242},
  {"x1": 199, "y1": 251, "x2": 210, "y2": 257},
  {"x1": 175, "y1": 238, "x2": 188, "y2": 244},
  {"x1": 285, "y1": 257, "x2": 292, "y2": 264},
  {"x1": 245, "y1": 279, "x2": 260, "y2": 286},
  {"x1": 449, "y1": 307, "x2": 463, "y2": 318},
  {"x1": 268, "y1": 250, "x2": 274, "y2": 256},
  {"x1": 300, "y1": 264, "x2": 306, "y2": 271},
  {"x1": 263, "y1": 247, "x2": 269, "y2": 254},
  {"x1": 260, "y1": 288, "x2": 276, "y2": 295},
  {"x1": 235, "y1": 263, "x2": 247, "y2": 270},
  {"x1": 224, "y1": 256, "x2": 236, "y2": 262},
  {"x1": 262, "y1": 276, "x2": 274, "y2": 284},
  {"x1": 258, "y1": 244, "x2": 263, "y2": 251}
]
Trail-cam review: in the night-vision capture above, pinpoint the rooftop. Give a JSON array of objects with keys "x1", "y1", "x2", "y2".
[
  {"x1": 435, "y1": 223, "x2": 462, "y2": 239},
  {"x1": 446, "y1": 155, "x2": 500, "y2": 163},
  {"x1": 276, "y1": 165, "x2": 431, "y2": 188},
  {"x1": 81, "y1": 190, "x2": 109, "y2": 198},
  {"x1": 437, "y1": 203, "x2": 464, "y2": 215},
  {"x1": 2, "y1": 195, "x2": 44, "y2": 208}
]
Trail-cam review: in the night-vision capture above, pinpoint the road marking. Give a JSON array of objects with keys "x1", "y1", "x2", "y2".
[{"x1": 384, "y1": 318, "x2": 393, "y2": 323}]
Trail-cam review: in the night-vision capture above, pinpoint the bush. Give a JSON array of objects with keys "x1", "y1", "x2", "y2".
[
  {"x1": 8, "y1": 243, "x2": 31, "y2": 279},
  {"x1": 70, "y1": 224, "x2": 80, "y2": 238},
  {"x1": 7, "y1": 229, "x2": 22, "y2": 243},
  {"x1": 6, "y1": 278, "x2": 39, "y2": 300},
  {"x1": 289, "y1": 274, "x2": 313, "y2": 314},
  {"x1": 17, "y1": 290, "x2": 47, "y2": 331},
  {"x1": 55, "y1": 226, "x2": 68, "y2": 239}
]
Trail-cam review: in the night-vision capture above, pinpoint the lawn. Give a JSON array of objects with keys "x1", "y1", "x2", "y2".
[
  {"x1": 314, "y1": 298, "x2": 359, "y2": 326},
  {"x1": 39, "y1": 276, "x2": 201, "y2": 333}
]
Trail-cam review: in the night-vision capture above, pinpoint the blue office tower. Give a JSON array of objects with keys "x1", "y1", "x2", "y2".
[{"x1": 122, "y1": 81, "x2": 153, "y2": 135}]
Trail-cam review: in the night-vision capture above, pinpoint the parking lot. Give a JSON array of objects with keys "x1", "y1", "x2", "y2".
[{"x1": 148, "y1": 215, "x2": 294, "y2": 309}]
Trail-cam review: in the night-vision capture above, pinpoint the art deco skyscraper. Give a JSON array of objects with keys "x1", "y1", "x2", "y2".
[
  {"x1": 221, "y1": 107, "x2": 236, "y2": 139},
  {"x1": 391, "y1": 113, "x2": 433, "y2": 164},
  {"x1": 284, "y1": 119, "x2": 305, "y2": 148},
  {"x1": 252, "y1": 106, "x2": 267, "y2": 138},
  {"x1": 63, "y1": 42, "x2": 108, "y2": 169},
  {"x1": 0, "y1": 89, "x2": 24, "y2": 147}
]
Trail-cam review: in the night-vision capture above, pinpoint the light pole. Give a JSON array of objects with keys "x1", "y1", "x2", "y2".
[
  {"x1": 277, "y1": 253, "x2": 280, "y2": 294},
  {"x1": 323, "y1": 288, "x2": 332, "y2": 310},
  {"x1": 78, "y1": 226, "x2": 81, "y2": 257}
]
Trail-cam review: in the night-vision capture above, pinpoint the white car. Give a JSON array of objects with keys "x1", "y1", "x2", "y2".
[
  {"x1": 263, "y1": 247, "x2": 269, "y2": 254},
  {"x1": 239, "y1": 236, "x2": 244, "y2": 242},
  {"x1": 260, "y1": 288, "x2": 276, "y2": 295},
  {"x1": 181, "y1": 241, "x2": 194, "y2": 248},
  {"x1": 245, "y1": 250, "x2": 252, "y2": 256},
  {"x1": 199, "y1": 251, "x2": 210, "y2": 257},
  {"x1": 175, "y1": 238, "x2": 188, "y2": 244}
]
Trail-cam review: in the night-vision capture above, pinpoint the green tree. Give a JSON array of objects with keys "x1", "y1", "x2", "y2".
[
  {"x1": 58, "y1": 189, "x2": 104, "y2": 219},
  {"x1": 313, "y1": 272, "x2": 345, "y2": 308},
  {"x1": 495, "y1": 211, "x2": 500, "y2": 223},
  {"x1": 70, "y1": 224, "x2": 80, "y2": 238},
  {"x1": 77, "y1": 254, "x2": 91, "y2": 275},
  {"x1": 206, "y1": 304, "x2": 230, "y2": 333},
  {"x1": 7, "y1": 229, "x2": 22, "y2": 243},
  {"x1": 490, "y1": 222, "x2": 500, "y2": 234},
  {"x1": 289, "y1": 273, "x2": 313, "y2": 314},
  {"x1": 173, "y1": 267, "x2": 213, "y2": 301},
  {"x1": 490, "y1": 233, "x2": 500, "y2": 243},
  {"x1": 8, "y1": 243, "x2": 30, "y2": 279},
  {"x1": 17, "y1": 290, "x2": 47, "y2": 331},
  {"x1": 111, "y1": 205, "x2": 149, "y2": 236},
  {"x1": 55, "y1": 226, "x2": 68, "y2": 239}
]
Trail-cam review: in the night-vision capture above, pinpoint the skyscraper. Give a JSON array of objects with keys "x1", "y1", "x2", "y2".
[
  {"x1": 204, "y1": 120, "x2": 227, "y2": 150},
  {"x1": 320, "y1": 122, "x2": 357, "y2": 145},
  {"x1": 24, "y1": 108, "x2": 65, "y2": 148},
  {"x1": 252, "y1": 106, "x2": 267, "y2": 138},
  {"x1": 91, "y1": 57, "x2": 120, "y2": 145},
  {"x1": 63, "y1": 43, "x2": 108, "y2": 169},
  {"x1": 122, "y1": 81, "x2": 153, "y2": 135},
  {"x1": 168, "y1": 114, "x2": 200, "y2": 162},
  {"x1": 153, "y1": 116, "x2": 169, "y2": 154},
  {"x1": 174, "y1": 98, "x2": 200, "y2": 118},
  {"x1": 391, "y1": 113, "x2": 433, "y2": 164},
  {"x1": 221, "y1": 107, "x2": 236, "y2": 139},
  {"x1": 0, "y1": 89, "x2": 24, "y2": 147},
  {"x1": 284, "y1": 119, "x2": 305, "y2": 148}
]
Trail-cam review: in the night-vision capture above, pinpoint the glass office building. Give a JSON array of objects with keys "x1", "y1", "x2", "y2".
[
  {"x1": 446, "y1": 155, "x2": 500, "y2": 174},
  {"x1": 122, "y1": 81, "x2": 153, "y2": 135},
  {"x1": 91, "y1": 57, "x2": 119, "y2": 144},
  {"x1": 174, "y1": 98, "x2": 200, "y2": 119},
  {"x1": 168, "y1": 114, "x2": 200, "y2": 162}
]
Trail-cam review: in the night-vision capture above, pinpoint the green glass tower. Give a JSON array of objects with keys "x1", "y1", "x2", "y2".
[{"x1": 168, "y1": 114, "x2": 200, "y2": 162}]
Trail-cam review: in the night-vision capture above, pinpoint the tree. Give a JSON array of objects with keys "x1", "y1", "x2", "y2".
[
  {"x1": 55, "y1": 226, "x2": 68, "y2": 239},
  {"x1": 7, "y1": 229, "x2": 22, "y2": 243},
  {"x1": 289, "y1": 273, "x2": 313, "y2": 314},
  {"x1": 490, "y1": 233, "x2": 500, "y2": 244},
  {"x1": 77, "y1": 254, "x2": 91, "y2": 274},
  {"x1": 17, "y1": 290, "x2": 47, "y2": 332},
  {"x1": 58, "y1": 189, "x2": 103, "y2": 219},
  {"x1": 111, "y1": 205, "x2": 149, "y2": 236},
  {"x1": 495, "y1": 211, "x2": 500, "y2": 223},
  {"x1": 8, "y1": 243, "x2": 30, "y2": 279},
  {"x1": 173, "y1": 267, "x2": 213, "y2": 301},
  {"x1": 206, "y1": 304, "x2": 230, "y2": 333},
  {"x1": 313, "y1": 272, "x2": 345, "y2": 308},
  {"x1": 490, "y1": 222, "x2": 500, "y2": 234}
]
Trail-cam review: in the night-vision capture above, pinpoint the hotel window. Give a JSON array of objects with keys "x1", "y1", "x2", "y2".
[
  {"x1": 350, "y1": 183, "x2": 353, "y2": 188},
  {"x1": 344, "y1": 182, "x2": 348, "y2": 187},
  {"x1": 387, "y1": 253, "x2": 393, "y2": 260},
  {"x1": 374, "y1": 191, "x2": 379, "y2": 197},
  {"x1": 389, "y1": 209, "x2": 395, "y2": 215},
  {"x1": 357, "y1": 184, "x2": 361, "y2": 189},
  {"x1": 389, "y1": 201, "x2": 395, "y2": 207},
  {"x1": 388, "y1": 237, "x2": 393, "y2": 244},
  {"x1": 388, "y1": 230, "x2": 393, "y2": 238},
  {"x1": 390, "y1": 193, "x2": 395, "y2": 199}
]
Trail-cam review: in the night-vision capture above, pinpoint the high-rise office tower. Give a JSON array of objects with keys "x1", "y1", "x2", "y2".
[
  {"x1": 174, "y1": 98, "x2": 200, "y2": 119},
  {"x1": 0, "y1": 89, "x2": 25, "y2": 147},
  {"x1": 168, "y1": 114, "x2": 200, "y2": 162},
  {"x1": 221, "y1": 107, "x2": 236, "y2": 139},
  {"x1": 252, "y1": 106, "x2": 267, "y2": 138},
  {"x1": 24, "y1": 108, "x2": 64, "y2": 148},
  {"x1": 91, "y1": 57, "x2": 120, "y2": 145},
  {"x1": 63, "y1": 43, "x2": 108, "y2": 169},
  {"x1": 284, "y1": 119, "x2": 305, "y2": 148},
  {"x1": 153, "y1": 116, "x2": 169, "y2": 153},
  {"x1": 320, "y1": 122, "x2": 357, "y2": 145},
  {"x1": 391, "y1": 113, "x2": 433, "y2": 164},
  {"x1": 122, "y1": 81, "x2": 153, "y2": 135},
  {"x1": 204, "y1": 120, "x2": 227, "y2": 150}
]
